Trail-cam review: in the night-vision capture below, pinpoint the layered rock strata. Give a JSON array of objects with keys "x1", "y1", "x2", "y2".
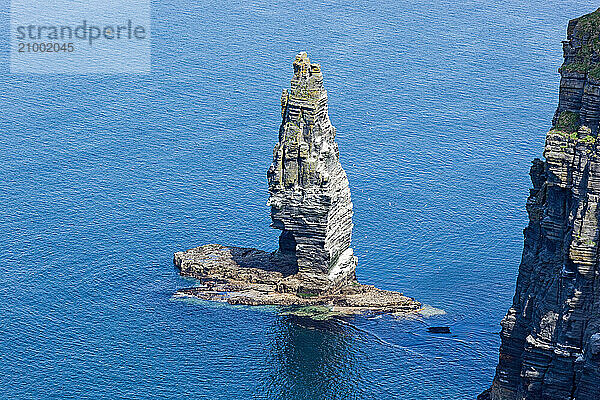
[
  {"x1": 174, "y1": 53, "x2": 420, "y2": 317},
  {"x1": 481, "y1": 9, "x2": 600, "y2": 400},
  {"x1": 267, "y1": 52, "x2": 356, "y2": 293}
]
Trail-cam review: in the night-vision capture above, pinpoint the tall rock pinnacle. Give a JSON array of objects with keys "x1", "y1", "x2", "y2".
[
  {"x1": 481, "y1": 8, "x2": 600, "y2": 400},
  {"x1": 173, "y1": 52, "x2": 421, "y2": 317},
  {"x1": 267, "y1": 52, "x2": 357, "y2": 292}
]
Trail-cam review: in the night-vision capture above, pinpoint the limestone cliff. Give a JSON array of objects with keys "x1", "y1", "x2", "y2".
[
  {"x1": 481, "y1": 9, "x2": 600, "y2": 400},
  {"x1": 267, "y1": 52, "x2": 356, "y2": 293}
]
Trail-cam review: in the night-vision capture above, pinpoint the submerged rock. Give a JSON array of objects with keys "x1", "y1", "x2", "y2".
[
  {"x1": 427, "y1": 327, "x2": 451, "y2": 334},
  {"x1": 481, "y1": 8, "x2": 600, "y2": 400},
  {"x1": 174, "y1": 52, "x2": 420, "y2": 317}
]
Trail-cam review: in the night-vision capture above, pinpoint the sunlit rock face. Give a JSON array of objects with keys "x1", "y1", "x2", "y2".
[
  {"x1": 480, "y1": 9, "x2": 600, "y2": 400},
  {"x1": 267, "y1": 52, "x2": 356, "y2": 292}
]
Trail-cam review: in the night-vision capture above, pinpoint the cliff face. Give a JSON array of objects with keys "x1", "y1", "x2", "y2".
[
  {"x1": 482, "y1": 9, "x2": 600, "y2": 400},
  {"x1": 267, "y1": 52, "x2": 356, "y2": 292}
]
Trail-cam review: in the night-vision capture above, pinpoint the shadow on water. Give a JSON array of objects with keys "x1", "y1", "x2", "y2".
[{"x1": 257, "y1": 314, "x2": 365, "y2": 400}]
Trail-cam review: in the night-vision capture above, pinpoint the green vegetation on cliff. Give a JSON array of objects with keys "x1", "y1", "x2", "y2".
[
  {"x1": 577, "y1": 7, "x2": 600, "y2": 34},
  {"x1": 550, "y1": 112, "x2": 597, "y2": 147},
  {"x1": 556, "y1": 110, "x2": 580, "y2": 133},
  {"x1": 563, "y1": 8, "x2": 600, "y2": 78}
]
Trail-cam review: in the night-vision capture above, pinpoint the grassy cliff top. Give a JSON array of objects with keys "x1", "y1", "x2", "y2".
[
  {"x1": 563, "y1": 8, "x2": 600, "y2": 78},
  {"x1": 575, "y1": 7, "x2": 600, "y2": 35}
]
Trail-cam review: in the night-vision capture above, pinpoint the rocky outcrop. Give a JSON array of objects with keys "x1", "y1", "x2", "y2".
[
  {"x1": 174, "y1": 245, "x2": 419, "y2": 315},
  {"x1": 173, "y1": 53, "x2": 420, "y2": 317},
  {"x1": 481, "y1": 8, "x2": 600, "y2": 400},
  {"x1": 267, "y1": 52, "x2": 356, "y2": 293}
]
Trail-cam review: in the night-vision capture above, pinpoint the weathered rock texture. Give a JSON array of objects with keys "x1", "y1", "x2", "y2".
[
  {"x1": 481, "y1": 9, "x2": 600, "y2": 400},
  {"x1": 173, "y1": 53, "x2": 421, "y2": 317},
  {"x1": 267, "y1": 52, "x2": 356, "y2": 293},
  {"x1": 174, "y1": 244, "x2": 419, "y2": 315}
]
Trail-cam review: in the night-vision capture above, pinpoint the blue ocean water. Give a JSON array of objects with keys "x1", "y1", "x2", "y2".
[{"x1": 1, "y1": 1, "x2": 598, "y2": 399}]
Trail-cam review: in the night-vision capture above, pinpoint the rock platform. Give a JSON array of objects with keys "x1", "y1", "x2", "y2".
[{"x1": 174, "y1": 244, "x2": 421, "y2": 316}]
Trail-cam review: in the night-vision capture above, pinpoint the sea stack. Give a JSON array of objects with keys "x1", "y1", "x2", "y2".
[
  {"x1": 173, "y1": 52, "x2": 420, "y2": 317},
  {"x1": 480, "y1": 9, "x2": 600, "y2": 400},
  {"x1": 267, "y1": 52, "x2": 356, "y2": 294}
]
